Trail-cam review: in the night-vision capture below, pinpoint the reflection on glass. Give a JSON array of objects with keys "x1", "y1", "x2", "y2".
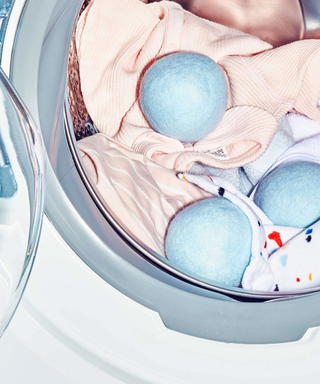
[
  {"x1": 0, "y1": 132, "x2": 17, "y2": 197},
  {"x1": 0, "y1": 0, "x2": 15, "y2": 61},
  {"x1": 0, "y1": 67, "x2": 45, "y2": 337}
]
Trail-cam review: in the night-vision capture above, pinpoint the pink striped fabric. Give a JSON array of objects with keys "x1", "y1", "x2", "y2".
[
  {"x1": 76, "y1": 0, "x2": 320, "y2": 171},
  {"x1": 78, "y1": 134, "x2": 211, "y2": 255}
]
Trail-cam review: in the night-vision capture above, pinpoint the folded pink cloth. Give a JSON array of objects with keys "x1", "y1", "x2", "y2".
[
  {"x1": 78, "y1": 133, "x2": 211, "y2": 255},
  {"x1": 76, "y1": 0, "x2": 320, "y2": 172}
]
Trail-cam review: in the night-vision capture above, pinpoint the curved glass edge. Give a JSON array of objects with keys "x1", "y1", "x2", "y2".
[{"x1": 0, "y1": 67, "x2": 46, "y2": 338}]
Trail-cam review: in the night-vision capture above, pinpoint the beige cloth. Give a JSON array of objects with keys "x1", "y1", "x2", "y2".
[
  {"x1": 78, "y1": 134, "x2": 211, "y2": 255},
  {"x1": 76, "y1": 0, "x2": 320, "y2": 171},
  {"x1": 179, "y1": 0, "x2": 304, "y2": 47}
]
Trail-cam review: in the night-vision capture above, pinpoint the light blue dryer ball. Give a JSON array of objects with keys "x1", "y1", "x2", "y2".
[
  {"x1": 254, "y1": 161, "x2": 320, "y2": 228},
  {"x1": 164, "y1": 198, "x2": 252, "y2": 287},
  {"x1": 139, "y1": 52, "x2": 228, "y2": 143}
]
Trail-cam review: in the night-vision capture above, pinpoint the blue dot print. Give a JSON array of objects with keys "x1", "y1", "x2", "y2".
[{"x1": 280, "y1": 254, "x2": 288, "y2": 267}]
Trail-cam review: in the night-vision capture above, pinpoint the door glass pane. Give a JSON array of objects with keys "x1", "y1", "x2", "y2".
[
  {"x1": 0, "y1": 0, "x2": 15, "y2": 59},
  {"x1": 0, "y1": 67, "x2": 45, "y2": 337}
]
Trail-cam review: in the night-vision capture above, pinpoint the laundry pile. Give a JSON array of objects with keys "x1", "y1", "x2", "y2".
[{"x1": 75, "y1": 0, "x2": 320, "y2": 292}]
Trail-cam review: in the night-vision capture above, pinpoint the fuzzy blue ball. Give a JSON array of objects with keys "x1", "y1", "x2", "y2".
[
  {"x1": 254, "y1": 161, "x2": 320, "y2": 228},
  {"x1": 139, "y1": 52, "x2": 228, "y2": 143},
  {"x1": 165, "y1": 197, "x2": 252, "y2": 287}
]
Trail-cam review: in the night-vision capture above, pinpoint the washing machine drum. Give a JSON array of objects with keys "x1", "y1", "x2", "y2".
[{"x1": 1, "y1": 0, "x2": 320, "y2": 344}]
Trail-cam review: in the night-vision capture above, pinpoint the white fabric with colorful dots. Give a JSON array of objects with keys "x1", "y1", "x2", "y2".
[
  {"x1": 246, "y1": 127, "x2": 320, "y2": 292},
  {"x1": 267, "y1": 224, "x2": 320, "y2": 291},
  {"x1": 243, "y1": 223, "x2": 320, "y2": 292},
  {"x1": 178, "y1": 115, "x2": 320, "y2": 292},
  {"x1": 180, "y1": 172, "x2": 320, "y2": 292}
]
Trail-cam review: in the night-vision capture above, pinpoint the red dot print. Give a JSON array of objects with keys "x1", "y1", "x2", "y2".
[
  {"x1": 264, "y1": 241, "x2": 267, "y2": 249},
  {"x1": 296, "y1": 278, "x2": 300, "y2": 282},
  {"x1": 268, "y1": 231, "x2": 283, "y2": 247}
]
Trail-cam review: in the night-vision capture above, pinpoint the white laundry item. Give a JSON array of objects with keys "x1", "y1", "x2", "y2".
[
  {"x1": 178, "y1": 172, "x2": 276, "y2": 290},
  {"x1": 245, "y1": 125, "x2": 320, "y2": 292},
  {"x1": 243, "y1": 113, "x2": 320, "y2": 187},
  {"x1": 287, "y1": 112, "x2": 320, "y2": 142},
  {"x1": 242, "y1": 115, "x2": 295, "y2": 186},
  {"x1": 179, "y1": 172, "x2": 314, "y2": 292},
  {"x1": 188, "y1": 162, "x2": 252, "y2": 194}
]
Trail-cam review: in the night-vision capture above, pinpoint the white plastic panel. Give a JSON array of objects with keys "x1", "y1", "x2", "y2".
[{"x1": 1, "y1": 217, "x2": 320, "y2": 383}]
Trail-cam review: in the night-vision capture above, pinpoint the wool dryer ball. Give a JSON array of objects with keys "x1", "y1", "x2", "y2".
[
  {"x1": 139, "y1": 52, "x2": 228, "y2": 143},
  {"x1": 254, "y1": 161, "x2": 320, "y2": 228},
  {"x1": 164, "y1": 197, "x2": 252, "y2": 287}
]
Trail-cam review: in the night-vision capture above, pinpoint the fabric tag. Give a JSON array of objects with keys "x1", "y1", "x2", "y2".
[{"x1": 206, "y1": 146, "x2": 230, "y2": 160}]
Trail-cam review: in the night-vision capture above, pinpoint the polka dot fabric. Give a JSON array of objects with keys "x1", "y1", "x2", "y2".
[
  {"x1": 267, "y1": 225, "x2": 320, "y2": 291},
  {"x1": 181, "y1": 171, "x2": 320, "y2": 292}
]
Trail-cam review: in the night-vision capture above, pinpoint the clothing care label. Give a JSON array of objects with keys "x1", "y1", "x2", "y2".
[{"x1": 205, "y1": 146, "x2": 230, "y2": 160}]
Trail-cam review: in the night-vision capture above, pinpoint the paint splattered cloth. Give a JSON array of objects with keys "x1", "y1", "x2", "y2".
[
  {"x1": 179, "y1": 172, "x2": 304, "y2": 292},
  {"x1": 181, "y1": 149, "x2": 320, "y2": 293},
  {"x1": 244, "y1": 119, "x2": 320, "y2": 292},
  {"x1": 181, "y1": 171, "x2": 320, "y2": 292},
  {"x1": 242, "y1": 220, "x2": 320, "y2": 292}
]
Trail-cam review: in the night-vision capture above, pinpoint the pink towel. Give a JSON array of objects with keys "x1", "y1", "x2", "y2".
[{"x1": 76, "y1": 0, "x2": 320, "y2": 172}]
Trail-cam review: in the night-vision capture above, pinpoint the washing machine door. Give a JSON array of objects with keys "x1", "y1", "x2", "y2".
[{"x1": 0, "y1": 67, "x2": 45, "y2": 338}]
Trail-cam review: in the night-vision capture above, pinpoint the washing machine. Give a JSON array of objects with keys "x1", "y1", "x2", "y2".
[{"x1": 0, "y1": 0, "x2": 320, "y2": 382}]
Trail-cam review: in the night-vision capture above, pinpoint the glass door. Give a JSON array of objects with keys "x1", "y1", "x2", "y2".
[{"x1": 0, "y1": 66, "x2": 45, "y2": 337}]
